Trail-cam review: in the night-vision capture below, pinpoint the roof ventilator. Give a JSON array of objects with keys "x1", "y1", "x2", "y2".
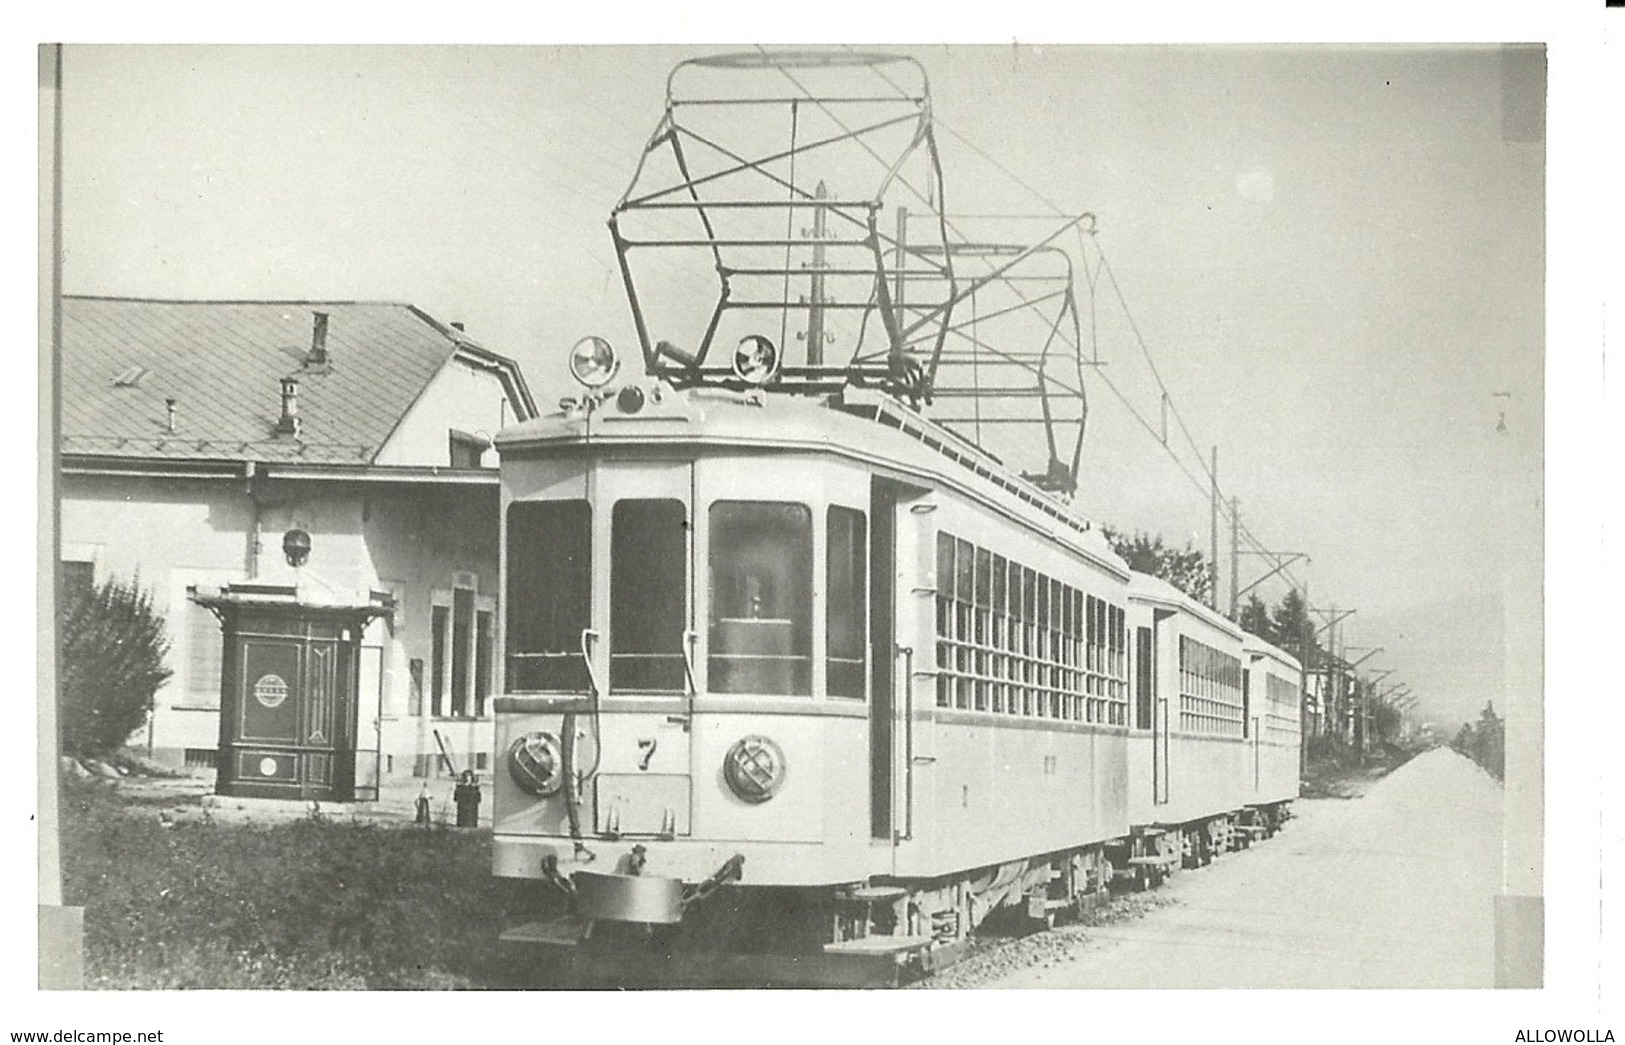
[
  {"x1": 276, "y1": 377, "x2": 301, "y2": 437},
  {"x1": 305, "y1": 311, "x2": 330, "y2": 368}
]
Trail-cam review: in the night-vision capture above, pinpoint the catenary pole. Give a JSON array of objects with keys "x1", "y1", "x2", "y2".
[{"x1": 1209, "y1": 446, "x2": 1219, "y2": 612}]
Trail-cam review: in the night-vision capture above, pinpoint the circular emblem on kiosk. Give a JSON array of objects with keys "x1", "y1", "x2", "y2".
[
  {"x1": 253, "y1": 673, "x2": 289, "y2": 709},
  {"x1": 258, "y1": 757, "x2": 279, "y2": 777}
]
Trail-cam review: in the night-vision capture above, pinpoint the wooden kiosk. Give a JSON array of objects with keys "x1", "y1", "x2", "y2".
[{"x1": 192, "y1": 530, "x2": 393, "y2": 802}]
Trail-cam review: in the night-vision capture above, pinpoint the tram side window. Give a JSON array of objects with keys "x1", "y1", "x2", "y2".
[
  {"x1": 826, "y1": 506, "x2": 867, "y2": 699},
  {"x1": 935, "y1": 533, "x2": 954, "y2": 708},
  {"x1": 1135, "y1": 626, "x2": 1153, "y2": 730},
  {"x1": 505, "y1": 500, "x2": 591, "y2": 692},
  {"x1": 709, "y1": 502, "x2": 812, "y2": 696},
  {"x1": 612, "y1": 499, "x2": 688, "y2": 692}
]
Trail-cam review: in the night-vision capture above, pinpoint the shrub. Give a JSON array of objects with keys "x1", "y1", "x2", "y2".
[{"x1": 59, "y1": 575, "x2": 172, "y2": 760}]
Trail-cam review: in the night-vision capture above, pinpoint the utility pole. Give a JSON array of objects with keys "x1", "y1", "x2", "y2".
[
  {"x1": 40, "y1": 42, "x2": 83, "y2": 988},
  {"x1": 805, "y1": 179, "x2": 829, "y2": 367},
  {"x1": 1228, "y1": 496, "x2": 1239, "y2": 619},
  {"x1": 1209, "y1": 446, "x2": 1219, "y2": 612},
  {"x1": 1312, "y1": 605, "x2": 1356, "y2": 743}
]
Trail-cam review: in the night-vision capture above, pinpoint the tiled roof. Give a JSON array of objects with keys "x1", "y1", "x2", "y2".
[{"x1": 59, "y1": 297, "x2": 526, "y2": 465}]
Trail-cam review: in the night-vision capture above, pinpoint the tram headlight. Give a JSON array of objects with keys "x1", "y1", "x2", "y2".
[
  {"x1": 732, "y1": 335, "x2": 781, "y2": 386},
  {"x1": 615, "y1": 385, "x2": 646, "y2": 414},
  {"x1": 722, "y1": 735, "x2": 786, "y2": 804},
  {"x1": 568, "y1": 336, "x2": 620, "y2": 389},
  {"x1": 508, "y1": 731, "x2": 565, "y2": 797}
]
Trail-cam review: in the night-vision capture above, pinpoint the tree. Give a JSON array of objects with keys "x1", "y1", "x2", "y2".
[
  {"x1": 1449, "y1": 702, "x2": 1504, "y2": 782},
  {"x1": 1102, "y1": 526, "x2": 1212, "y2": 604},
  {"x1": 1237, "y1": 593, "x2": 1275, "y2": 644},
  {"x1": 1372, "y1": 699, "x2": 1403, "y2": 746},
  {"x1": 1270, "y1": 588, "x2": 1319, "y2": 667},
  {"x1": 58, "y1": 574, "x2": 173, "y2": 760},
  {"x1": 1470, "y1": 701, "x2": 1505, "y2": 782}
]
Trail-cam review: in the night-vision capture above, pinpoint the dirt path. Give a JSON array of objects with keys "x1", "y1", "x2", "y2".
[{"x1": 988, "y1": 748, "x2": 1505, "y2": 988}]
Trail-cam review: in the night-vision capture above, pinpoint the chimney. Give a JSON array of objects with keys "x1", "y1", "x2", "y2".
[
  {"x1": 450, "y1": 321, "x2": 465, "y2": 332},
  {"x1": 164, "y1": 398, "x2": 177, "y2": 434},
  {"x1": 306, "y1": 311, "x2": 330, "y2": 366},
  {"x1": 277, "y1": 377, "x2": 301, "y2": 436}
]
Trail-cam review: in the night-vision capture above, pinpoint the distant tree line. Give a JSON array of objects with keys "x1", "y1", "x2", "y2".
[{"x1": 1450, "y1": 702, "x2": 1505, "y2": 782}]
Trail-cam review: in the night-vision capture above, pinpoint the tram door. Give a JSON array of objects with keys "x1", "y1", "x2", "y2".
[
  {"x1": 1150, "y1": 611, "x2": 1172, "y2": 806},
  {"x1": 593, "y1": 461, "x2": 696, "y2": 836},
  {"x1": 869, "y1": 479, "x2": 898, "y2": 841}
]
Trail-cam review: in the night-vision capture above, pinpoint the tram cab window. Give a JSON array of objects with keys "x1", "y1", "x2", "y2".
[
  {"x1": 612, "y1": 499, "x2": 688, "y2": 692},
  {"x1": 709, "y1": 502, "x2": 812, "y2": 695},
  {"x1": 826, "y1": 506, "x2": 867, "y2": 699},
  {"x1": 506, "y1": 500, "x2": 591, "y2": 692}
]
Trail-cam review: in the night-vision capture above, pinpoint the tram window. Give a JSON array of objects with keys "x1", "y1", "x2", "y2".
[
  {"x1": 1242, "y1": 669, "x2": 1251, "y2": 738},
  {"x1": 1136, "y1": 626, "x2": 1153, "y2": 730},
  {"x1": 955, "y1": 537, "x2": 975, "y2": 603},
  {"x1": 505, "y1": 500, "x2": 591, "y2": 692},
  {"x1": 827, "y1": 506, "x2": 867, "y2": 699},
  {"x1": 709, "y1": 502, "x2": 812, "y2": 695},
  {"x1": 611, "y1": 499, "x2": 688, "y2": 692}
]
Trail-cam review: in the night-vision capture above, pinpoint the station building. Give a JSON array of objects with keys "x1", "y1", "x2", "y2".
[{"x1": 56, "y1": 296, "x2": 536, "y2": 796}]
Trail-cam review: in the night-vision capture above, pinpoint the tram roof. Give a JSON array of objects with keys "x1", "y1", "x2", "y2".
[{"x1": 497, "y1": 384, "x2": 1128, "y2": 579}]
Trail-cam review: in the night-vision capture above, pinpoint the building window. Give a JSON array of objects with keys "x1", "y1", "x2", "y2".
[
  {"x1": 475, "y1": 611, "x2": 493, "y2": 717},
  {"x1": 611, "y1": 499, "x2": 688, "y2": 693},
  {"x1": 59, "y1": 560, "x2": 95, "y2": 597},
  {"x1": 432, "y1": 583, "x2": 495, "y2": 718},
  {"x1": 408, "y1": 658, "x2": 425, "y2": 717},
  {"x1": 183, "y1": 748, "x2": 218, "y2": 769},
  {"x1": 708, "y1": 501, "x2": 812, "y2": 696},
  {"x1": 506, "y1": 500, "x2": 591, "y2": 692},
  {"x1": 451, "y1": 588, "x2": 473, "y2": 715},
  {"x1": 431, "y1": 606, "x2": 448, "y2": 716},
  {"x1": 448, "y1": 430, "x2": 489, "y2": 468},
  {"x1": 184, "y1": 598, "x2": 225, "y2": 709},
  {"x1": 826, "y1": 506, "x2": 867, "y2": 699}
]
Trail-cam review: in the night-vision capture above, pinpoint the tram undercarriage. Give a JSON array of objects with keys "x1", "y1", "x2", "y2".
[{"x1": 498, "y1": 800, "x2": 1293, "y2": 988}]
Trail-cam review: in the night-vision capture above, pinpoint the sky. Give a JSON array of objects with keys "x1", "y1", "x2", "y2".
[{"x1": 54, "y1": 43, "x2": 1545, "y2": 731}]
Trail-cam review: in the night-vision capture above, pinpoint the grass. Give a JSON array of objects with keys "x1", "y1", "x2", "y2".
[{"x1": 59, "y1": 778, "x2": 558, "y2": 989}]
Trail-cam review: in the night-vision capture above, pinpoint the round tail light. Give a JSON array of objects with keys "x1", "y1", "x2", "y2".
[
  {"x1": 508, "y1": 731, "x2": 564, "y2": 796},
  {"x1": 723, "y1": 735, "x2": 786, "y2": 803}
]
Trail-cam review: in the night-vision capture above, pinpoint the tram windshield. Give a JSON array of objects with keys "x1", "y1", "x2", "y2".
[
  {"x1": 505, "y1": 500, "x2": 591, "y2": 692},
  {"x1": 708, "y1": 501, "x2": 812, "y2": 695}
]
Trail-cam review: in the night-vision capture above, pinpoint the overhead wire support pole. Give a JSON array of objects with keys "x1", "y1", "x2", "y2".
[
  {"x1": 1344, "y1": 645, "x2": 1385, "y2": 670},
  {"x1": 1209, "y1": 446, "x2": 1219, "y2": 612},
  {"x1": 1234, "y1": 551, "x2": 1310, "y2": 605}
]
